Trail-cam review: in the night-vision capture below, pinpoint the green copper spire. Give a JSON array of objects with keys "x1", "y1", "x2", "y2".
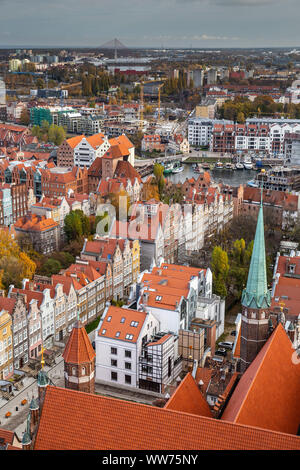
[
  {"x1": 37, "y1": 369, "x2": 49, "y2": 387},
  {"x1": 241, "y1": 198, "x2": 271, "y2": 309}
]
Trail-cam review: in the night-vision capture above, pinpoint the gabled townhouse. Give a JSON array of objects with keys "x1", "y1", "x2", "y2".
[
  {"x1": 81, "y1": 237, "x2": 139, "y2": 300},
  {"x1": 59, "y1": 263, "x2": 106, "y2": 328},
  {"x1": 74, "y1": 133, "x2": 110, "y2": 169},
  {"x1": 57, "y1": 135, "x2": 85, "y2": 167},
  {"x1": 0, "y1": 301, "x2": 14, "y2": 380},
  {"x1": 0, "y1": 294, "x2": 29, "y2": 370},
  {"x1": 9, "y1": 286, "x2": 55, "y2": 351},
  {"x1": 81, "y1": 239, "x2": 125, "y2": 300},
  {"x1": 51, "y1": 275, "x2": 78, "y2": 336},
  {"x1": 26, "y1": 296, "x2": 42, "y2": 360}
]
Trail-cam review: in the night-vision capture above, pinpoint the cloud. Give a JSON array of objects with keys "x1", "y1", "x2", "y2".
[{"x1": 176, "y1": 0, "x2": 283, "y2": 5}]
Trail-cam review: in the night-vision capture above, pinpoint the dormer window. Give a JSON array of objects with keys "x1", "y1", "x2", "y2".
[
  {"x1": 289, "y1": 264, "x2": 296, "y2": 274},
  {"x1": 155, "y1": 295, "x2": 162, "y2": 301}
]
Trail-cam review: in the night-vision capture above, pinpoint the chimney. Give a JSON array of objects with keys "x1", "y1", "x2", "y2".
[
  {"x1": 143, "y1": 291, "x2": 149, "y2": 305},
  {"x1": 288, "y1": 322, "x2": 295, "y2": 343}
]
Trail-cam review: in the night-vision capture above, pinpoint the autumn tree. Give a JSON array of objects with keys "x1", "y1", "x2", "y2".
[
  {"x1": 109, "y1": 190, "x2": 131, "y2": 221},
  {"x1": 0, "y1": 231, "x2": 36, "y2": 291},
  {"x1": 20, "y1": 108, "x2": 30, "y2": 125}
]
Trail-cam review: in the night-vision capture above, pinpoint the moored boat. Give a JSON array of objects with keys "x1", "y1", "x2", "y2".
[
  {"x1": 243, "y1": 158, "x2": 253, "y2": 170},
  {"x1": 172, "y1": 161, "x2": 184, "y2": 173},
  {"x1": 235, "y1": 162, "x2": 244, "y2": 170},
  {"x1": 214, "y1": 161, "x2": 223, "y2": 169},
  {"x1": 163, "y1": 162, "x2": 174, "y2": 174},
  {"x1": 247, "y1": 179, "x2": 259, "y2": 187}
]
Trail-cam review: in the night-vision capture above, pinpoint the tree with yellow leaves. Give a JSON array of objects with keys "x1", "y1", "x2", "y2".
[{"x1": 0, "y1": 231, "x2": 36, "y2": 292}]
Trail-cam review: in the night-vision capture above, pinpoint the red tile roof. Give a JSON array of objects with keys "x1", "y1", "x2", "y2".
[
  {"x1": 221, "y1": 324, "x2": 300, "y2": 435},
  {"x1": 271, "y1": 276, "x2": 300, "y2": 317},
  {"x1": 114, "y1": 160, "x2": 142, "y2": 183},
  {"x1": 164, "y1": 373, "x2": 213, "y2": 418},
  {"x1": 0, "y1": 297, "x2": 16, "y2": 314},
  {"x1": 98, "y1": 306, "x2": 147, "y2": 343},
  {"x1": 63, "y1": 322, "x2": 95, "y2": 364},
  {"x1": 14, "y1": 214, "x2": 59, "y2": 232},
  {"x1": 66, "y1": 135, "x2": 85, "y2": 149},
  {"x1": 34, "y1": 385, "x2": 300, "y2": 449}
]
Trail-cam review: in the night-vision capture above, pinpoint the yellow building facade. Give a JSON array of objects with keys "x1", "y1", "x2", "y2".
[{"x1": 0, "y1": 309, "x2": 14, "y2": 380}]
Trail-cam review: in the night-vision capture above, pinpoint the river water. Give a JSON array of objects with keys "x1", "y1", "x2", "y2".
[{"x1": 167, "y1": 164, "x2": 257, "y2": 187}]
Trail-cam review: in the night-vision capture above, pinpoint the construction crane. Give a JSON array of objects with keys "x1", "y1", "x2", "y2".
[
  {"x1": 139, "y1": 79, "x2": 166, "y2": 130},
  {"x1": 139, "y1": 81, "x2": 144, "y2": 131},
  {"x1": 157, "y1": 83, "x2": 164, "y2": 121}
]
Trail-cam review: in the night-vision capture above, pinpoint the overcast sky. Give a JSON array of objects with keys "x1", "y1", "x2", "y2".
[{"x1": 0, "y1": 0, "x2": 299, "y2": 48}]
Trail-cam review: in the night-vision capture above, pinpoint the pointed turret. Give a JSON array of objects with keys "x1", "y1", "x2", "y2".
[
  {"x1": 240, "y1": 195, "x2": 272, "y2": 373},
  {"x1": 241, "y1": 201, "x2": 271, "y2": 309},
  {"x1": 62, "y1": 320, "x2": 96, "y2": 394}
]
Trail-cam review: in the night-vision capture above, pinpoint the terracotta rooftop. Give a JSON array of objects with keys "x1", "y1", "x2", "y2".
[
  {"x1": 98, "y1": 306, "x2": 147, "y2": 343},
  {"x1": 164, "y1": 373, "x2": 213, "y2": 418},
  {"x1": 271, "y1": 276, "x2": 300, "y2": 317},
  {"x1": 63, "y1": 321, "x2": 95, "y2": 364},
  {"x1": 221, "y1": 323, "x2": 300, "y2": 435},
  {"x1": 14, "y1": 214, "x2": 59, "y2": 232},
  {"x1": 66, "y1": 134, "x2": 85, "y2": 149},
  {"x1": 0, "y1": 297, "x2": 16, "y2": 314},
  {"x1": 33, "y1": 385, "x2": 300, "y2": 450}
]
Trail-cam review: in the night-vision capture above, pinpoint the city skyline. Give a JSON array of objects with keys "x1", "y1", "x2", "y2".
[{"x1": 0, "y1": 0, "x2": 299, "y2": 48}]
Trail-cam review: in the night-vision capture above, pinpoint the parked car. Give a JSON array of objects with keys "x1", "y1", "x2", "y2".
[
  {"x1": 218, "y1": 341, "x2": 234, "y2": 350},
  {"x1": 215, "y1": 348, "x2": 227, "y2": 357},
  {"x1": 230, "y1": 330, "x2": 237, "y2": 337}
]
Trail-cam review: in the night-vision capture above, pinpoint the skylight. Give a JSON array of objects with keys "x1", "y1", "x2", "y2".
[
  {"x1": 130, "y1": 321, "x2": 139, "y2": 327},
  {"x1": 155, "y1": 295, "x2": 162, "y2": 301},
  {"x1": 115, "y1": 331, "x2": 120, "y2": 337},
  {"x1": 126, "y1": 334, "x2": 133, "y2": 340},
  {"x1": 102, "y1": 329, "x2": 106, "y2": 335},
  {"x1": 120, "y1": 317, "x2": 125, "y2": 323},
  {"x1": 107, "y1": 316, "x2": 112, "y2": 322}
]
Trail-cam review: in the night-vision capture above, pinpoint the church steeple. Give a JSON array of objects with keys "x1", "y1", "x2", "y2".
[
  {"x1": 241, "y1": 197, "x2": 271, "y2": 310},
  {"x1": 240, "y1": 193, "x2": 272, "y2": 373}
]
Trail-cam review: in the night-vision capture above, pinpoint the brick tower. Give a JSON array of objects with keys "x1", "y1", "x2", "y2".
[
  {"x1": 240, "y1": 193, "x2": 271, "y2": 373},
  {"x1": 62, "y1": 320, "x2": 96, "y2": 394}
]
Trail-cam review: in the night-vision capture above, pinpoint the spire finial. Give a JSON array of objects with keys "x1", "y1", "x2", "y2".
[
  {"x1": 260, "y1": 169, "x2": 265, "y2": 207},
  {"x1": 41, "y1": 345, "x2": 45, "y2": 369}
]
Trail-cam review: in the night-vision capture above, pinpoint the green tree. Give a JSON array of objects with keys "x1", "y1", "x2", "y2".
[
  {"x1": 64, "y1": 210, "x2": 90, "y2": 242},
  {"x1": 41, "y1": 258, "x2": 62, "y2": 277},
  {"x1": 211, "y1": 246, "x2": 229, "y2": 298}
]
